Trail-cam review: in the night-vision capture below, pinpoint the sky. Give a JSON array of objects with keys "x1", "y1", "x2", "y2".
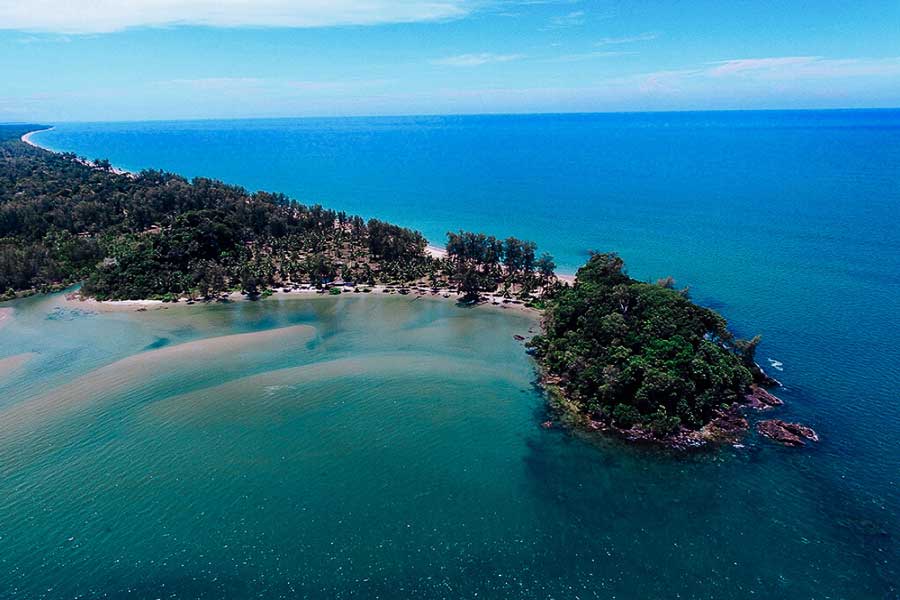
[{"x1": 1, "y1": 0, "x2": 899, "y2": 122}]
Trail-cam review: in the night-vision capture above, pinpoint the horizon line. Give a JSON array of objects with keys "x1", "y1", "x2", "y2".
[{"x1": 5, "y1": 105, "x2": 900, "y2": 127}]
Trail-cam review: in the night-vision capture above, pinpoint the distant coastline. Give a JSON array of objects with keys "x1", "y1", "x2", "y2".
[
  {"x1": 23, "y1": 127, "x2": 135, "y2": 177},
  {"x1": 20, "y1": 128, "x2": 52, "y2": 148},
  {"x1": 20, "y1": 126, "x2": 578, "y2": 282}
]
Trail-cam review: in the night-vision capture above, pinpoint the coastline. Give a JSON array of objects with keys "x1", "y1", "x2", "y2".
[
  {"x1": 21, "y1": 127, "x2": 134, "y2": 177},
  {"x1": 20, "y1": 128, "x2": 53, "y2": 148},
  {"x1": 426, "y1": 242, "x2": 575, "y2": 283},
  {"x1": 18, "y1": 128, "x2": 577, "y2": 283},
  {"x1": 63, "y1": 283, "x2": 546, "y2": 319}
]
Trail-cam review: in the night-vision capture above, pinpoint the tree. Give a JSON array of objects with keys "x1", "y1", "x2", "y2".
[
  {"x1": 528, "y1": 252, "x2": 754, "y2": 437},
  {"x1": 536, "y1": 252, "x2": 557, "y2": 296}
]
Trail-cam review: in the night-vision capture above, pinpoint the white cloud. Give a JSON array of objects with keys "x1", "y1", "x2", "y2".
[
  {"x1": 707, "y1": 56, "x2": 900, "y2": 79},
  {"x1": 432, "y1": 52, "x2": 525, "y2": 67},
  {"x1": 706, "y1": 56, "x2": 819, "y2": 77},
  {"x1": 546, "y1": 10, "x2": 584, "y2": 28},
  {"x1": 0, "y1": 0, "x2": 474, "y2": 34}
]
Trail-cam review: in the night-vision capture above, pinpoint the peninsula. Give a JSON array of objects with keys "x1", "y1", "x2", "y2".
[{"x1": 0, "y1": 124, "x2": 814, "y2": 448}]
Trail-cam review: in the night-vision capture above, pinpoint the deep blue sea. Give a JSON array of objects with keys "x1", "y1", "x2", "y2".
[{"x1": 22, "y1": 110, "x2": 900, "y2": 597}]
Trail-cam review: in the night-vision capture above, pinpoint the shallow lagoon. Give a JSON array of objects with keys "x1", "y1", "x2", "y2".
[{"x1": 0, "y1": 294, "x2": 894, "y2": 598}]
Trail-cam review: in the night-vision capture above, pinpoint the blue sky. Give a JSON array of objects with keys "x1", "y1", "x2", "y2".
[{"x1": 1, "y1": 0, "x2": 899, "y2": 121}]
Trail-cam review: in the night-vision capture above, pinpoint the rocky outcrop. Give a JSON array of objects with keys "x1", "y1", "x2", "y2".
[
  {"x1": 757, "y1": 419, "x2": 819, "y2": 446},
  {"x1": 744, "y1": 384, "x2": 784, "y2": 410},
  {"x1": 700, "y1": 404, "x2": 750, "y2": 444},
  {"x1": 751, "y1": 362, "x2": 782, "y2": 387}
]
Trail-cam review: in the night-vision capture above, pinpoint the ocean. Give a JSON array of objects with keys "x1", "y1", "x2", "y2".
[{"x1": 4, "y1": 110, "x2": 897, "y2": 597}]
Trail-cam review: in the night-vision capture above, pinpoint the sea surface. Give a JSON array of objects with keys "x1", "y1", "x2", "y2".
[{"x1": 4, "y1": 111, "x2": 898, "y2": 598}]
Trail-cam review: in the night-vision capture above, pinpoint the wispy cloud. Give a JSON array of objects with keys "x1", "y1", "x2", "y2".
[
  {"x1": 544, "y1": 50, "x2": 634, "y2": 63},
  {"x1": 0, "y1": 0, "x2": 474, "y2": 34},
  {"x1": 151, "y1": 77, "x2": 393, "y2": 95},
  {"x1": 546, "y1": 10, "x2": 585, "y2": 28},
  {"x1": 613, "y1": 56, "x2": 900, "y2": 99},
  {"x1": 595, "y1": 32, "x2": 658, "y2": 46},
  {"x1": 432, "y1": 52, "x2": 525, "y2": 67},
  {"x1": 707, "y1": 56, "x2": 900, "y2": 79},
  {"x1": 707, "y1": 56, "x2": 819, "y2": 77}
]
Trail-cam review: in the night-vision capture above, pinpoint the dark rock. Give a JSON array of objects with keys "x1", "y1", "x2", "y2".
[
  {"x1": 757, "y1": 419, "x2": 819, "y2": 446},
  {"x1": 744, "y1": 384, "x2": 784, "y2": 410},
  {"x1": 701, "y1": 404, "x2": 750, "y2": 443},
  {"x1": 751, "y1": 362, "x2": 783, "y2": 387}
]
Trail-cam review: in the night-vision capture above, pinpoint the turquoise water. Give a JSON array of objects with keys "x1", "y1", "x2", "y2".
[{"x1": 8, "y1": 111, "x2": 900, "y2": 597}]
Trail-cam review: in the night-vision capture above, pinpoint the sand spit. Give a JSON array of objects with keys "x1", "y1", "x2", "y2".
[
  {"x1": 20, "y1": 128, "x2": 53, "y2": 148},
  {"x1": 0, "y1": 353, "x2": 35, "y2": 380},
  {"x1": 146, "y1": 351, "x2": 521, "y2": 421},
  {"x1": 0, "y1": 324, "x2": 316, "y2": 438}
]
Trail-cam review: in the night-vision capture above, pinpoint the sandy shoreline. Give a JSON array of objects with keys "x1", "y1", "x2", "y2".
[
  {"x1": 64, "y1": 282, "x2": 549, "y2": 319},
  {"x1": 21, "y1": 127, "x2": 133, "y2": 176},
  {"x1": 425, "y1": 243, "x2": 575, "y2": 283},
  {"x1": 20, "y1": 128, "x2": 53, "y2": 148},
  {"x1": 64, "y1": 285, "x2": 541, "y2": 316}
]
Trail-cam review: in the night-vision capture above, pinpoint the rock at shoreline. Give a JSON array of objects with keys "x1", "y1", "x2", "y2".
[
  {"x1": 757, "y1": 419, "x2": 819, "y2": 447},
  {"x1": 700, "y1": 405, "x2": 750, "y2": 443},
  {"x1": 744, "y1": 384, "x2": 784, "y2": 410}
]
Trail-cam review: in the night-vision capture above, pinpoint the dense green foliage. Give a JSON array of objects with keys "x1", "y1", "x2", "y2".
[
  {"x1": 0, "y1": 125, "x2": 430, "y2": 300},
  {"x1": 445, "y1": 230, "x2": 558, "y2": 300},
  {"x1": 529, "y1": 253, "x2": 757, "y2": 435}
]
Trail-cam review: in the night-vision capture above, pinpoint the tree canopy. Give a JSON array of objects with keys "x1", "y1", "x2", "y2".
[
  {"x1": 528, "y1": 252, "x2": 757, "y2": 436},
  {"x1": 0, "y1": 125, "x2": 431, "y2": 300}
]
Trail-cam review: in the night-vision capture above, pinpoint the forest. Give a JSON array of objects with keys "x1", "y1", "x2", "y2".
[
  {"x1": 0, "y1": 125, "x2": 437, "y2": 300},
  {"x1": 528, "y1": 252, "x2": 763, "y2": 437}
]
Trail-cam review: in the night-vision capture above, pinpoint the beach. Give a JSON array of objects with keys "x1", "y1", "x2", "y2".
[
  {"x1": 22, "y1": 127, "x2": 133, "y2": 176},
  {"x1": 19, "y1": 128, "x2": 50, "y2": 148},
  {"x1": 63, "y1": 282, "x2": 548, "y2": 318}
]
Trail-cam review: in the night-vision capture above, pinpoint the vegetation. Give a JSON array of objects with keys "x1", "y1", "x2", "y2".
[
  {"x1": 0, "y1": 125, "x2": 432, "y2": 300},
  {"x1": 445, "y1": 230, "x2": 560, "y2": 301},
  {"x1": 528, "y1": 253, "x2": 760, "y2": 437}
]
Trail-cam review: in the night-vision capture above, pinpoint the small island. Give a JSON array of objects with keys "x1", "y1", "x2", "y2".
[{"x1": 1, "y1": 124, "x2": 816, "y2": 449}]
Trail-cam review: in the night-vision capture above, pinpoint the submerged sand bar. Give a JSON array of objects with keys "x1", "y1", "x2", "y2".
[
  {"x1": 0, "y1": 353, "x2": 34, "y2": 380},
  {"x1": 0, "y1": 324, "x2": 316, "y2": 440}
]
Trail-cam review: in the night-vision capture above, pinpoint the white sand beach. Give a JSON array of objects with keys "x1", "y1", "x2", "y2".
[{"x1": 20, "y1": 128, "x2": 52, "y2": 147}]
